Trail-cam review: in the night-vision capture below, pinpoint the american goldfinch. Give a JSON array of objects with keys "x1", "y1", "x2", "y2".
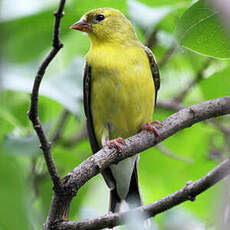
[{"x1": 70, "y1": 8, "x2": 160, "y2": 213}]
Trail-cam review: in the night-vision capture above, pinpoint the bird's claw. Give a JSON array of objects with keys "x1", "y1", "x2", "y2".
[
  {"x1": 141, "y1": 120, "x2": 162, "y2": 137},
  {"x1": 107, "y1": 137, "x2": 125, "y2": 151}
]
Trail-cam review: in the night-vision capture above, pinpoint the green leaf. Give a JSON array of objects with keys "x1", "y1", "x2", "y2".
[
  {"x1": 200, "y1": 65, "x2": 230, "y2": 99},
  {"x1": 176, "y1": 0, "x2": 230, "y2": 58},
  {"x1": 2, "y1": 57, "x2": 84, "y2": 115}
]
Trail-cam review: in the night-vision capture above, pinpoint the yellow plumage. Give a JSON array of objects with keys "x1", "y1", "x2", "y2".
[
  {"x1": 87, "y1": 44, "x2": 155, "y2": 144},
  {"x1": 70, "y1": 8, "x2": 159, "y2": 213}
]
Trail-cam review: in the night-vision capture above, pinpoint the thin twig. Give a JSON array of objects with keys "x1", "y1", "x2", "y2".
[
  {"x1": 57, "y1": 156, "x2": 230, "y2": 230},
  {"x1": 44, "y1": 97, "x2": 230, "y2": 230},
  {"x1": 145, "y1": 29, "x2": 158, "y2": 49},
  {"x1": 61, "y1": 124, "x2": 88, "y2": 147},
  {"x1": 209, "y1": 119, "x2": 230, "y2": 136},
  {"x1": 64, "y1": 97, "x2": 230, "y2": 194},
  {"x1": 28, "y1": 0, "x2": 66, "y2": 191},
  {"x1": 157, "y1": 99, "x2": 230, "y2": 137},
  {"x1": 31, "y1": 157, "x2": 49, "y2": 199},
  {"x1": 51, "y1": 109, "x2": 70, "y2": 144},
  {"x1": 157, "y1": 143, "x2": 193, "y2": 163},
  {"x1": 158, "y1": 45, "x2": 177, "y2": 68},
  {"x1": 173, "y1": 58, "x2": 212, "y2": 103}
]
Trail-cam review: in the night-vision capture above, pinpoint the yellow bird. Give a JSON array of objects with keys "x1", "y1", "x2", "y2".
[{"x1": 70, "y1": 8, "x2": 160, "y2": 213}]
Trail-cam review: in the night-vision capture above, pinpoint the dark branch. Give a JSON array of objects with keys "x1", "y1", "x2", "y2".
[
  {"x1": 43, "y1": 97, "x2": 230, "y2": 229},
  {"x1": 145, "y1": 29, "x2": 158, "y2": 49},
  {"x1": 63, "y1": 97, "x2": 230, "y2": 194},
  {"x1": 57, "y1": 156, "x2": 230, "y2": 230},
  {"x1": 158, "y1": 45, "x2": 177, "y2": 67},
  {"x1": 28, "y1": 0, "x2": 66, "y2": 191},
  {"x1": 51, "y1": 109, "x2": 70, "y2": 144},
  {"x1": 157, "y1": 99, "x2": 230, "y2": 137}
]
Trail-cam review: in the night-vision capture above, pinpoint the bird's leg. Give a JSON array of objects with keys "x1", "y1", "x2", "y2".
[
  {"x1": 141, "y1": 120, "x2": 162, "y2": 137},
  {"x1": 107, "y1": 137, "x2": 125, "y2": 151}
]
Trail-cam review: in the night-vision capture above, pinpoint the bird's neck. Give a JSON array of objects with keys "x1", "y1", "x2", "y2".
[
  {"x1": 88, "y1": 26, "x2": 139, "y2": 49},
  {"x1": 88, "y1": 35, "x2": 139, "y2": 49}
]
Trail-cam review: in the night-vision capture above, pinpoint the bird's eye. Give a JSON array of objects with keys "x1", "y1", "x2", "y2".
[{"x1": 96, "y1": 14, "x2": 105, "y2": 21}]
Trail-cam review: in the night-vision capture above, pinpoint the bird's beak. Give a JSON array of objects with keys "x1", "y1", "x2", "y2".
[{"x1": 70, "y1": 18, "x2": 91, "y2": 32}]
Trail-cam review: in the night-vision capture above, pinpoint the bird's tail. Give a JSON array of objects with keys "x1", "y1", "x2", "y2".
[
  {"x1": 109, "y1": 158, "x2": 142, "y2": 213},
  {"x1": 109, "y1": 159, "x2": 152, "y2": 229}
]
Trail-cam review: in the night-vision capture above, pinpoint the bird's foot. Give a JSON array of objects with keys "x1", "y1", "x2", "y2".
[
  {"x1": 141, "y1": 120, "x2": 162, "y2": 137},
  {"x1": 107, "y1": 137, "x2": 125, "y2": 151}
]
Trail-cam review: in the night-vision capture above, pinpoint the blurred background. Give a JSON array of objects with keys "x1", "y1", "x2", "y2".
[{"x1": 0, "y1": 0, "x2": 230, "y2": 229}]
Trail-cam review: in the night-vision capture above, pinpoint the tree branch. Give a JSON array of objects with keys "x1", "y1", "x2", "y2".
[
  {"x1": 57, "y1": 156, "x2": 230, "y2": 230},
  {"x1": 44, "y1": 97, "x2": 230, "y2": 229},
  {"x1": 157, "y1": 99, "x2": 230, "y2": 137},
  {"x1": 28, "y1": 0, "x2": 66, "y2": 191},
  {"x1": 63, "y1": 97, "x2": 230, "y2": 193}
]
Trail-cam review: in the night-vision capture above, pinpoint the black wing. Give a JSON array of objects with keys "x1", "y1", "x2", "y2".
[
  {"x1": 142, "y1": 45, "x2": 160, "y2": 103},
  {"x1": 83, "y1": 62, "x2": 100, "y2": 153},
  {"x1": 83, "y1": 62, "x2": 115, "y2": 189}
]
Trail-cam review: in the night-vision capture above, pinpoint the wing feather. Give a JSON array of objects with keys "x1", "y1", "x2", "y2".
[
  {"x1": 83, "y1": 62, "x2": 115, "y2": 189},
  {"x1": 142, "y1": 45, "x2": 160, "y2": 103}
]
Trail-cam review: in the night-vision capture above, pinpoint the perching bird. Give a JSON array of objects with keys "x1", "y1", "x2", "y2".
[{"x1": 70, "y1": 8, "x2": 160, "y2": 213}]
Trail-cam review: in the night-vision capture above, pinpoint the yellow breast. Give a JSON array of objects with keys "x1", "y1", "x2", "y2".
[{"x1": 86, "y1": 44, "x2": 155, "y2": 147}]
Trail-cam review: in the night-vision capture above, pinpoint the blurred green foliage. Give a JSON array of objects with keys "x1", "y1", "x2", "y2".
[{"x1": 0, "y1": 0, "x2": 230, "y2": 230}]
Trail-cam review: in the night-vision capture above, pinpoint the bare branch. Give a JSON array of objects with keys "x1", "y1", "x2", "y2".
[
  {"x1": 28, "y1": 0, "x2": 66, "y2": 191},
  {"x1": 43, "y1": 97, "x2": 230, "y2": 229},
  {"x1": 145, "y1": 29, "x2": 158, "y2": 49},
  {"x1": 157, "y1": 143, "x2": 193, "y2": 163},
  {"x1": 57, "y1": 156, "x2": 230, "y2": 230},
  {"x1": 157, "y1": 99, "x2": 230, "y2": 139},
  {"x1": 64, "y1": 97, "x2": 230, "y2": 193}
]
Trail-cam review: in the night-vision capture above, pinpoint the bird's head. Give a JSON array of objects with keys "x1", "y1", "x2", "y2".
[{"x1": 70, "y1": 8, "x2": 137, "y2": 45}]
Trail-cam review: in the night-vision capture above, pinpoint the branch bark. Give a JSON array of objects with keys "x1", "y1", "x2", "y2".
[
  {"x1": 44, "y1": 96, "x2": 230, "y2": 229},
  {"x1": 28, "y1": 0, "x2": 66, "y2": 191},
  {"x1": 56, "y1": 156, "x2": 230, "y2": 230},
  {"x1": 63, "y1": 97, "x2": 230, "y2": 193}
]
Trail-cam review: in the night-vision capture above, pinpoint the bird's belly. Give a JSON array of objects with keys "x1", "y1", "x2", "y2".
[{"x1": 91, "y1": 70, "x2": 155, "y2": 143}]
